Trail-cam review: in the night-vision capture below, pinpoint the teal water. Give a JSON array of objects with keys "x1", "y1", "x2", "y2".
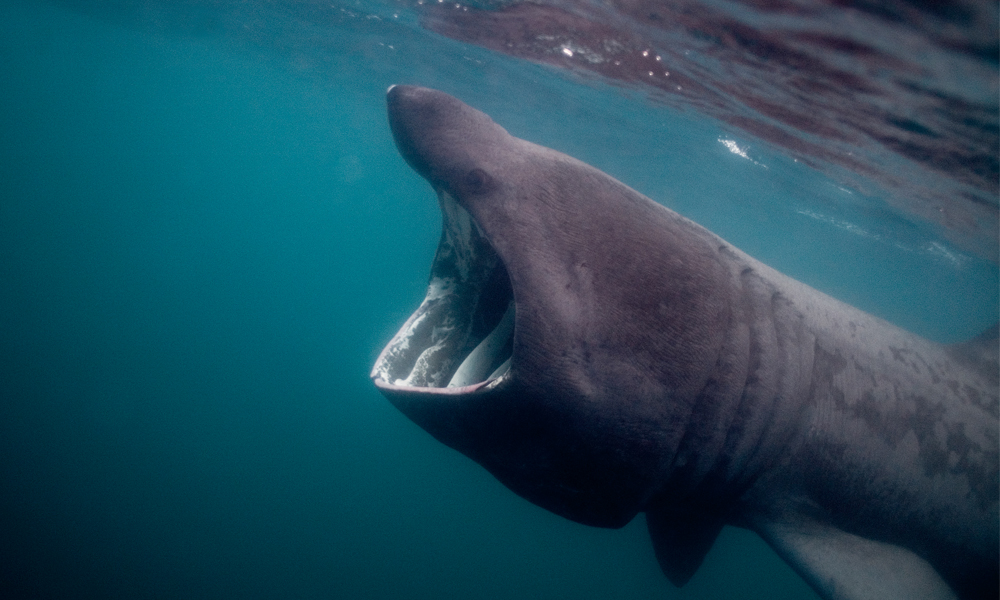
[{"x1": 0, "y1": 1, "x2": 996, "y2": 599}]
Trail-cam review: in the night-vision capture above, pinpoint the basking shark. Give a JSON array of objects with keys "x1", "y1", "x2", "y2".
[{"x1": 371, "y1": 85, "x2": 998, "y2": 600}]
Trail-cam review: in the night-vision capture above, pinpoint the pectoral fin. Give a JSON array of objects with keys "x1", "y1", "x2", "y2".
[
  {"x1": 754, "y1": 519, "x2": 957, "y2": 600},
  {"x1": 645, "y1": 502, "x2": 724, "y2": 586}
]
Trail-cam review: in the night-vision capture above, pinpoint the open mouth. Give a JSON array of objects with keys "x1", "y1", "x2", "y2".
[{"x1": 372, "y1": 191, "x2": 514, "y2": 390}]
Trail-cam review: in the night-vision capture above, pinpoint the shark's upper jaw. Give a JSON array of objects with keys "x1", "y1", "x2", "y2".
[{"x1": 371, "y1": 189, "x2": 515, "y2": 393}]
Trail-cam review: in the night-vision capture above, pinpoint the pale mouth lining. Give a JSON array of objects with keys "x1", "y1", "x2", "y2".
[{"x1": 372, "y1": 191, "x2": 514, "y2": 389}]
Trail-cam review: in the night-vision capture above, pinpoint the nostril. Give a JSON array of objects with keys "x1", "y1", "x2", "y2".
[{"x1": 464, "y1": 168, "x2": 492, "y2": 193}]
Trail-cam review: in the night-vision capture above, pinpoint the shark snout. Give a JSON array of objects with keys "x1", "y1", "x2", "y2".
[{"x1": 386, "y1": 85, "x2": 513, "y2": 193}]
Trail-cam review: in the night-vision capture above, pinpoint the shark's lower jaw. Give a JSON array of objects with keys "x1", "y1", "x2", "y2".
[{"x1": 372, "y1": 191, "x2": 514, "y2": 391}]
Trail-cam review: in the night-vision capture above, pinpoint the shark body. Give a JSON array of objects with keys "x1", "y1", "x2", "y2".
[{"x1": 372, "y1": 85, "x2": 999, "y2": 600}]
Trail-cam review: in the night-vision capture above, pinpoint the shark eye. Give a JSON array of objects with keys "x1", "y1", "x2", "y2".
[{"x1": 463, "y1": 168, "x2": 493, "y2": 194}]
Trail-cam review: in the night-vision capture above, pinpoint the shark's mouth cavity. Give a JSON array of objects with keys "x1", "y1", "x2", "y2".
[{"x1": 373, "y1": 191, "x2": 514, "y2": 390}]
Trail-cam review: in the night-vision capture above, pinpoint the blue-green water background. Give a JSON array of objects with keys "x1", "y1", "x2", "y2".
[{"x1": 1, "y1": 1, "x2": 996, "y2": 598}]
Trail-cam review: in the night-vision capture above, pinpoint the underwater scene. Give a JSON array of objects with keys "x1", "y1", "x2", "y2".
[{"x1": 1, "y1": 0, "x2": 996, "y2": 598}]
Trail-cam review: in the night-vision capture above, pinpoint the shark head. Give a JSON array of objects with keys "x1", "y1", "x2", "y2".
[{"x1": 372, "y1": 85, "x2": 734, "y2": 530}]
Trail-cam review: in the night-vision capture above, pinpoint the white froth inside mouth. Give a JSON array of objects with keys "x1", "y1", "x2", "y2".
[{"x1": 372, "y1": 191, "x2": 514, "y2": 389}]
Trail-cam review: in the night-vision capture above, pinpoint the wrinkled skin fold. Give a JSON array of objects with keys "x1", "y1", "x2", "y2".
[{"x1": 371, "y1": 85, "x2": 999, "y2": 600}]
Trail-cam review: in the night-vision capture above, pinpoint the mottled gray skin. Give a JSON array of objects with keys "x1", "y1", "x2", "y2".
[{"x1": 372, "y1": 86, "x2": 998, "y2": 600}]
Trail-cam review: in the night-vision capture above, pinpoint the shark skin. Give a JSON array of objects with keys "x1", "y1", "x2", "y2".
[{"x1": 370, "y1": 85, "x2": 999, "y2": 600}]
